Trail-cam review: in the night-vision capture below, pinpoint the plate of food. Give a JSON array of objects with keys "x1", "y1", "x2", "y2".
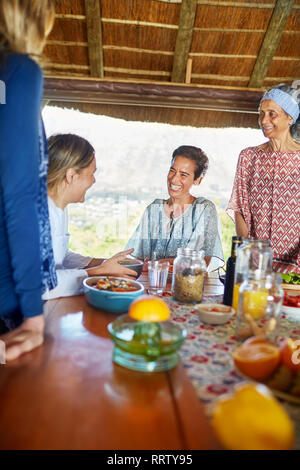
[
  {"x1": 282, "y1": 292, "x2": 300, "y2": 315},
  {"x1": 232, "y1": 337, "x2": 300, "y2": 405},
  {"x1": 281, "y1": 272, "x2": 300, "y2": 292}
]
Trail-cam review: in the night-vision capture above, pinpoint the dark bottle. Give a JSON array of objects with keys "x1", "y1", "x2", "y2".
[{"x1": 223, "y1": 236, "x2": 242, "y2": 306}]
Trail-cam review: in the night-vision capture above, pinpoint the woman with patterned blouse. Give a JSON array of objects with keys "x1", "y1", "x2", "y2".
[
  {"x1": 227, "y1": 85, "x2": 300, "y2": 273},
  {"x1": 125, "y1": 146, "x2": 224, "y2": 272}
]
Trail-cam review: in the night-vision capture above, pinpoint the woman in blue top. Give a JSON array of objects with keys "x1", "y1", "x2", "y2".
[{"x1": 0, "y1": 0, "x2": 57, "y2": 361}]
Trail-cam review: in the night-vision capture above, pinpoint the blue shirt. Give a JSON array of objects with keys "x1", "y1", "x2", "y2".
[
  {"x1": 125, "y1": 198, "x2": 224, "y2": 271},
  {"x1": 0, "y1": 53, "x2": 56, "y2": 320}
]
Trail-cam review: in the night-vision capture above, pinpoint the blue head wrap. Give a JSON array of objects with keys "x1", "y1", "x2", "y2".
[{"x1": 260, "y1": 88, "x2": 299, "y2": 123}]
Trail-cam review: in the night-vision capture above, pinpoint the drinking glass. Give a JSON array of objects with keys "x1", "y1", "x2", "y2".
[{"x1": 148, "y1": 260, "x2": 170, "y2": 294}]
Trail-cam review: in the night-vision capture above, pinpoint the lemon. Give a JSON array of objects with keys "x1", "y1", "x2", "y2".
[{"x1": 212, "y1": 383, "x2": 295, "y2": 450}]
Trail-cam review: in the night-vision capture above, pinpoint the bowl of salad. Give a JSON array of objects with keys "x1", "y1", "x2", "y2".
[
  {"x1": 83, "y1": 276, "x2": 144, "y2": 313},
  {"x1": 281, "y1": 272, "x2": 300, "y2": 291}
]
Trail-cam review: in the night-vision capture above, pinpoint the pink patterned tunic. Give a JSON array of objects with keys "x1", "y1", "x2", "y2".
[{"x1": 227, "y1": 146, "x2": 300, "y2": 273}]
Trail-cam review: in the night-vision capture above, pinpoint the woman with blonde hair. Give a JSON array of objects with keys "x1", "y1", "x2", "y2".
[
  {"x1": 44, "y1": 133, "x2": 137, "y2": 300},
  {"x1": 0, "y1": 0, "x2": 56, "y2": 361}
]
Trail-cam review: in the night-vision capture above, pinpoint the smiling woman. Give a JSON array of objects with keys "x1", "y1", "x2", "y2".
[
  {"x1": 125, "y1": 145, "x2": 224, "y2": 271},
  {"x1": 43, "y1": 134, "x2": 138, "y2": 300},
  {"x1": 227, "y1": 84, "x2": 300, "y2": 274}
]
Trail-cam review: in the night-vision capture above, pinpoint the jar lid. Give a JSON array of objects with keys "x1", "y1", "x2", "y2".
[{"x1": 176, "y1": 247, "x2": 205, "y2": 258}]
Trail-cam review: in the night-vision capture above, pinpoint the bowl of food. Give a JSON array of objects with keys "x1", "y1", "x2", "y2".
[
  {"x1": 196, "y1": 303, "x2": 235, "y2": 325},
  {"x1": 83, "y1": 276, "x2": 144, "y2": 313},
  {"x1": 118, "y1": 258, "x2": 143, "y2": 278}
]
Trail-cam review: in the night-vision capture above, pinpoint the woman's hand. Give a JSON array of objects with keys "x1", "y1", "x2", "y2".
[
  {"x1": 0, "y1": 314, "x2": 45, "y2": 362},
  {"x1": 86, "y1": 249, "x2": 137, "y2": 279}
]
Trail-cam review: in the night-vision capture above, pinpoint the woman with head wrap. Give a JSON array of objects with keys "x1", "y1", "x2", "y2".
[{"x1": 227, "y1": 84, "x2": 300, "y2": 273}]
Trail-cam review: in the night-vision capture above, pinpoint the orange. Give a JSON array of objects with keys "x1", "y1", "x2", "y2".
[
  {"x1": 129, "y1": 295, "x2": 170, "y2": 322},
  {"x1": 243, "y1": 335, "x2": 272, "y2": 347},
  {"x1": 280, "y1": 338, "x2": 300, "y2": 373},
  {"x1": 233, "y1": 341, "x2": 280, "y2": 381},
  {"x1": 212, "y1": 383, "x2": 295, "y2": 450}
]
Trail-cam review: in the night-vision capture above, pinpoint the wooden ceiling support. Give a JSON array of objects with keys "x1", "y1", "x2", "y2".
[
  {"x1": 44, "y1": 77, "x2": 263, "y2": 114},
  {"x1": 85, "y1": 0, "x2": 104, "y2": 78},
  {"x1": 171, "y1": 0, "x2": 198, "y2": 83},
  {"x1": 248, "y1": 0, "x2": 295, "y2": 88}
]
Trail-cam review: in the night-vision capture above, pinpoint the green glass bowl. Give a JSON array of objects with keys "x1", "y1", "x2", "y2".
[{"x1": 107, "y1": 314, "x2": 186, "y2": 372}]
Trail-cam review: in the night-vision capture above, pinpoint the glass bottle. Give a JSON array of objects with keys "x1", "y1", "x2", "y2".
[
  {"x1": 232, "y1": 239, "x2": 273, "y2": 313},
  {"x1": 223, "y1": 236, "x2": 242, "y2": 306},
  {"x1": 172, "y1": 248, "x2": 206, "y2": 303},
  {"x1": 236, "y1": 272, "x2": 283, "y2": 341}
]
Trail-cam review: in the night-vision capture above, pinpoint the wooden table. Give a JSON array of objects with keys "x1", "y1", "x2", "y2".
[{"x1": 0, "y1": 275, "x2": 220, "y2": 450}]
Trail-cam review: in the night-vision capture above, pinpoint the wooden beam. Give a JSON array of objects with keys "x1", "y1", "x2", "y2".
[
  {"x1": 43, "y1": 77, "x2": 264, "y2": 114},
  {"x1": 171, "y1": 0, "x2": 198, "y2": 83},
  {"x1": 185, "y1": 58, "x2": 193, "y2": 84},
  {"x1": 42, "y1": 99, "x2": 50, "y2": 109},
  {"x1": 85, "y1": 0, "x2": 103, "y2": 78},
  {"x1": 248, "y1": 0, "x2": 295, "y2": 88}
]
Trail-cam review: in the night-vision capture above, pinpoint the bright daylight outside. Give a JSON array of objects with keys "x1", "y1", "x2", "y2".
[{"x1": 43, "y1": 106, "x2": 265, "y2": 262}]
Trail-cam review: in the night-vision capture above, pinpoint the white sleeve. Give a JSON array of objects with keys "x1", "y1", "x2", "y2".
[
  {"x1": 43, "y1": 198, "x2": 90, "y2": 300},
  {"x1": 42, "y1": 268, "x2": 88, "y2": 300},
  {"x1": 63, "y1": 250, "x2": 93, "y2": 269}
]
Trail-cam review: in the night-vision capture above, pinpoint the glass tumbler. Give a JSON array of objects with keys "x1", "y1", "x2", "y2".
[{"x1": 148, "y1": 260, "x2": 170, "y2": 294}]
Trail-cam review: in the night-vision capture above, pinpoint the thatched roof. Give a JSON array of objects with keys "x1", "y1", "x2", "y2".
[{"x1": 44, "y1": 0, "x2": 300, "y2": 127}]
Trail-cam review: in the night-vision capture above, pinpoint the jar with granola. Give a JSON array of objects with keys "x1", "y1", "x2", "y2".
[{"x1": 172, "y1": 248, "x2": 206, "y2": 303}]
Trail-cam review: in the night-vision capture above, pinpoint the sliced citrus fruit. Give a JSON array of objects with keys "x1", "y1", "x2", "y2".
[
  {"x1": 243, "y1": 335, "x2": 272, "y2": 347},
  {"x1": 280, "y1": 338, "x2": 300, "y2": 373},
  {"x1": 233, "y1": 341, "x2": 280, "y2": 381},
  {"x1": 212, "y1": 383, "x2": 295, "y2": 450},
  {"x1": 129, "y1": 295, "x2": 170, "y2": 322}
]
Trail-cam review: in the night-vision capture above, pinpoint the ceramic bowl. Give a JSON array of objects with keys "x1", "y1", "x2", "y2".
[
  {"x1": 118, "y1": 258, "x2": 143, "y2": 278},
  {"x1": 83, "y1": 276, "x2": 144, "y2": 313},
  {"x1": 196, "y1": 303, "x2": 235, "y2": 325}
]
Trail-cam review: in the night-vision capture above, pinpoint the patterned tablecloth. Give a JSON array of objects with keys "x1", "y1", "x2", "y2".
[{"x1": 161, "y1": 291, "x2": 300, "y2": 449}]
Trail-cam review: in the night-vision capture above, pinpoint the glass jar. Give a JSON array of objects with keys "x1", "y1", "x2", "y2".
[
  {"x1": 232, "y1": 239, "x2": 273, "y2": 313},
  {"x1": 236, "y1": 272, "x2": 283, "y2": 341},
  {"x1": 172, "y1": 248, "x2": 206, "y2": 303}
]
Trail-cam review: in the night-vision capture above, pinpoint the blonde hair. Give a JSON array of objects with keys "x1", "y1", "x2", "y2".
[
  {"x1": 0, "y1": 0, "x2": 55, "y2": 57},
  {"x1": 47, "y1": 134, "x2": 95, "y2": 192}
]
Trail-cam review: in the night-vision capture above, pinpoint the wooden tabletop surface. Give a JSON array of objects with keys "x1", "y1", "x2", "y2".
[{"x1": 0, "y1": 274, "x2": 221, "y2": 450}]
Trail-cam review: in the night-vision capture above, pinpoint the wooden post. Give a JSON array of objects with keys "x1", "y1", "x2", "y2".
[
  {"x1": 185, "y1": 58, "x2": 193, "y2": 84},
  {"x1": 85, "y1": 0, "x2": 104, "y2": 78},
  {"x1": 171, "y1": 0, "x2": 198, "y2": 83},
  {"x1": 248, "y1": 0, "x2": 294, "y2": 88}
]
